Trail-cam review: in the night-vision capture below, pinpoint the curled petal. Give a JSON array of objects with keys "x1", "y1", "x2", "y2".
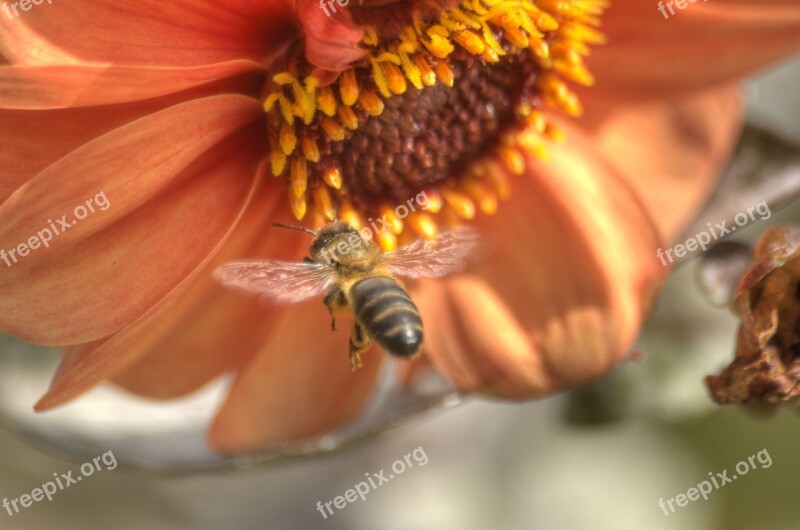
[{"x1": 417, "y1": 130, "x2": 666, "y2": 397}]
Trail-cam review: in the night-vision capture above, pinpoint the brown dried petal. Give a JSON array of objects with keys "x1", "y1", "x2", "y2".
[{"x1": 707, "y1": 226, "x2": 800, "y2": 405}]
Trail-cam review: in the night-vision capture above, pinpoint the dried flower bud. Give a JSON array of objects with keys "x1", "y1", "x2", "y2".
[{"x1": 706, "y1": 226, "x2": 800, "y2": 404}]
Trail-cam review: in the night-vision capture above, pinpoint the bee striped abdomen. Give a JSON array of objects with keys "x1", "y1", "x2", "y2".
[{"x1": 351, "y1": 276, "x2": 423, "y2": 358}]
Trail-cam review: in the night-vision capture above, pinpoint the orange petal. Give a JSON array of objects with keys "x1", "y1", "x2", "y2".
[
  {"x1": 576, "y1": 84, "x2": 743, "y2": 243},
  {"x1": 0, "y1": 94, "x2": 261, "y2": 254},
  {"x1": 32, "y1": 148, "x2": 267, "y2": 411},
  {"x1": 0, "y1": 0, "x2": 298, "y2": 67},
  {"x1": 417, "y1": 131, "x2": 666, "y2": 397},
  {"x1": 0, "y1": 60, "x2": 264, "y2": 109},
  {"x1": 592, "y1": 0, "x2": 800, "y2": 99},
  {"x1": 110, "y1": 187, "x2": 315, "y2": 399},
  {"x1": 208, "y1": 304, "x2": 382, "y2": 453},
  {"x1": 0, "y1": 125, "x2": 263, "y2": 346},
  {"x1": 0, "y1": 99, "x2": 206, "y2": 203}
]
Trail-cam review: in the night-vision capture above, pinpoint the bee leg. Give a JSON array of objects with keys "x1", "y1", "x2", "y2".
[
  {"x1": 348, "y1": 321, "x2": 370, "y2": 370},
  {"x1": 323, "y1": 288, "x2": 347, "y2": 331}
]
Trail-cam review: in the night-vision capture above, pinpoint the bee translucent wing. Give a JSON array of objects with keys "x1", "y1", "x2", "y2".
[
  {"x1": 386, "y1": 227, "x2": 480, "y2": 279},
  {"x1": 213, "y1": 260, "x2": 332, "y2": 304}
]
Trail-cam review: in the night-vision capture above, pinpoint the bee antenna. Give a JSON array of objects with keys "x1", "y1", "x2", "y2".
[{"x1": 272, "y1": 222, "x2": 318, "y2": 236}]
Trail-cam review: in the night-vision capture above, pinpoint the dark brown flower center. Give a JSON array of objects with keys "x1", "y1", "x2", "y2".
[{"x1": 318, "y1": 53, "x2": 533, "y2": 209}]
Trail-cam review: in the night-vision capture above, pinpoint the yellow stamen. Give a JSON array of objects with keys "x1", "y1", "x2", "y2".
[
  {"x1": 413, "y1": 55, "x2": 437, "y2": 87},
  {"x1": 482, "y1": 47, "x2": 500, "y2": 63},
  {"x1": 337, "y1": 105, "x2": 359, "y2": 130},
  {"x1": 524, "y1": 5, "x2": 558, "y2": 31},
  {"x1": 382, "y1": 207, "x2": 404, "y2": 234},
  {"x1": 376, "y1": 229, "x2": 398, "y2": 251},
  {"x1": 279, "y1": 122, "x2": 296, "y2": 156},
  {"x1": 545, "y1": 123, "x2": 566, "y2": 143},
  {"x1": 422, "y1": 189, "x2": 444, "y2": 213},
  {"x1": 318, "y1": 86, "x2": 337, "y2": 117},
  {"x1": 276, "y1": 95, "x2": 294, "y2": 126},
  {"x1": 322, "y1": 166, "x2": 343, "y2": 190},
  {"x1": 263, "y1": 93, "x2": 280, "y2": 113},
  {"x1": 301, "y1": 136, "x2": 320, "y2": 162},
  {"x1": 529, "y1": 39, "x2": 550, "y2": 63},
  {"x1": 363, "y1": 26, "x2": 380, "y2": 46},
  {"x1": 435, "y1": 62, "x2": 455, "y2": 87},
  {"x1": 560, "y1": 21, "x2": 606, "y2": 45},
  {"x1": 553, "y1": 58, "x2": 594, "y2": 85},
  {"x1": 313, "y1": 185, "x2": 337, "y2": 221},
  {"x1": 359, "y1": 89, "x2": 384, "y2": 116},
  {"x1": 340, "y1": 69, "x2": 359, "y2": 106},
  {"x1": 443, "y1": 188, "x2": 476, "y2": 219},
  {"x1": 539, "y1": 74, "x2": 583, "y2": 116},
  {"x1": 321, "y1": 118, "x2": 346, "y2": 141},
  {"x1": 270, "y1": 150, "x2": 286, "y2": 177},
  {"x1": 422, "y1": 27, "x2": 455, "y2": 58},
  {"x1": 517, "y1": 131, "x2": 549, "y2": 160},
  {"x1": 339, "y1": 201, "x2": 363, "y2": 229},
  {"x1": 504, "y1": 26, "x2": 529, "y2": 49},
  {"x1": 526, "y1": 109, "x2": 547, "y2": 133},
  {"x1": 499, "y1": 146, "x2": 526, "y2": 175},
  {"x1": 454, "y1": 31, "x2": 485, "y2": 55},
  {"x1": 408, "y1": 212, "x2": 438, "y2": 240},
  {"x1": 290, "y1": 157, "x2": 307, "y2": 198},
  {"x1": 383, "y1": 62, "x2": 408, "y2": 95},
  {"x1": 289, "y1": 193, "x2": 307, "y2": 220}
]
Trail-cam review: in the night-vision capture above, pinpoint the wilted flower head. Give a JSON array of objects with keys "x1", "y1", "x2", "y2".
[{"x1": 707, "y1": 226, "x2": 800, "y2": 405}]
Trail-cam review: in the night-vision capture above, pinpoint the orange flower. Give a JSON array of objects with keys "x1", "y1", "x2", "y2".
[{"x1": 0, "y1": 0, "x2": 798, "y2": 453}]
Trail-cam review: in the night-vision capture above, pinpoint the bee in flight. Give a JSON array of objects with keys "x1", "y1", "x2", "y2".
[{"x1": 213, "y1": 221, "x2": 478, "y2": 369}]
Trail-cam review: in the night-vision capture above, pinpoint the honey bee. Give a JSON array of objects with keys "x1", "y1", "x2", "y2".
[{"x1": 213, "y1": 221, "x2": 478, "y2": 369}]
